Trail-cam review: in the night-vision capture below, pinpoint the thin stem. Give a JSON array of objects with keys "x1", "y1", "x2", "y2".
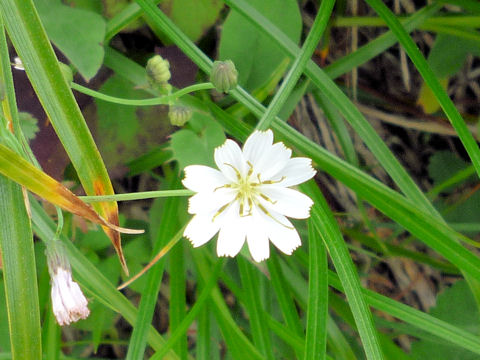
[
  {"x1": 71, "y1": 82, "x2": 214, "y2": 106},
  {"x1": 333, "y1": 15, "x2": 480, "y2": 28},
  {"x1": 80, "y1": 189, "x2": 194, "y2": 202}
]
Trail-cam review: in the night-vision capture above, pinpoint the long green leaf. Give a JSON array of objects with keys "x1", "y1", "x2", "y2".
[
  {"x1": 304, "y1": 219, "x2": 328, "y2": 360},
  {"x1": 0, "y1": 0, "x2": 126, "y2": 272},
  {"x1": 303, "y1": 181, "x2": 384, "y2": 360},
  {"x1": 238, "y1": 258, "x2": 275, "y2": 360},
  {"x1": 0, "y1": 179, "x2": 41, "y2": 359}
]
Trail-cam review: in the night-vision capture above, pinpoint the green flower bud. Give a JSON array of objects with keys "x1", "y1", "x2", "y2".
[
  {"x1": 146, "y1": 55, "x2": 171, "y2": 87},
  {"x1": 58, "y1": 62, "x2": 73, "y2": 85},
  {"x1": 168, "y1": 105, "x2": 192, "y2": 127},
  {"x1": 210, "y1": 60, "x2": 238, "y2": 93}
]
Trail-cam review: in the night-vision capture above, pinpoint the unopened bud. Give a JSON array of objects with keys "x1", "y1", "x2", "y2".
[
  {"x1": 59, "y1": 62, "x2": 73, "y2": 85},
  {"x1": 146, "y1": 55, "x2": 171, "y2": 87},
  {"x1": 210, "y1": 60, "x2": 238, "y2": 93},
  {"x1": 168, "y1": 105, "x2": 192, "y2": 126}
]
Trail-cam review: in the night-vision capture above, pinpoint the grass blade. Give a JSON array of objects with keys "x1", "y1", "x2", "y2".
[
  {"x1": 304, "y1": 219, "x2": 328, "y2": 360},
  {"x1": 0, "y1": 179, "x2": 41, "y2": 359},
  {"x1": 303, "y1": 181, "x2": 384, "y2": 360}
]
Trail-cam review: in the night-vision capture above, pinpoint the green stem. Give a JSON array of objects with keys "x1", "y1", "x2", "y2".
[
  {"x1": 80, "y1": 189, "x2": 194, "y2": 202},
  {"x1": 71, "y1": 82, "x2": 214, "y2": 106}
]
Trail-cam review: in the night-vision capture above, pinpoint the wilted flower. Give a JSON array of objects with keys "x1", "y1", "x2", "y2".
[
  {"x1": 50, "y1": 267, "x2": 90, "y2": 326},
  {"x1": 46, "y1": 241, "x2": 89, "y2": 326},
  {"x1": 182, "y1": 129, "x2": 316, "y2": 262}
]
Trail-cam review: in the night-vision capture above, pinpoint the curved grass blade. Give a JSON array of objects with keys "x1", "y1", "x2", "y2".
[
  {"x1": 0, "y1": 144, "x2": 142, "y2": 235},
  {"x1": 0, "y1": 0, "x2": 127, "y2": 273}
]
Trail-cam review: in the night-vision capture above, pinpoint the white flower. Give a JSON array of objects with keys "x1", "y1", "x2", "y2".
[
  {"x1": 12, "y1": 57, "x2": 24, "y2": 70},
  {"x1": 51, "y1": 267, "x2": 90, "y2": 326},
  {"x1": 182, "y1": 129, "x2": 316, "y2": 262}
]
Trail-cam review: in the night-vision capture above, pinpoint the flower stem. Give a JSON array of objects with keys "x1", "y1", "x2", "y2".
[
  {"x1": 80, "y1": 189, "x2": 194, "y2": 202},
  {"x1": 71, "y1": 82, "x2": 215, "y2": 106}
]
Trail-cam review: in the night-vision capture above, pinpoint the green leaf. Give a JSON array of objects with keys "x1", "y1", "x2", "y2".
[
  {"x1": 34, "y1": 0, "x2": 105, "y2": 80},
  {"x1": 170, "y1": 113, "x2": 225, "y2": 169},
  {"x1": 428, "y1": 151, "x2": 471, "y2": 192},
  {"x1": 18, "y1": 112, "x2": 39, "y2": 142},
  {"x1": 219, "y1": 0, "x2": 301, "y2": 91},
  {"x1": 428, "y1": 34, "x2": 480, "y2": 78},
  {"x1": 160, "y1": 0, "x2": 224, "y2": 42},
  {"x1": 410, "y1": 280, "x2": 480, "y2": 360},
  {"x1": 95, "y1": 74, "x2": 172, "y2": 168}
]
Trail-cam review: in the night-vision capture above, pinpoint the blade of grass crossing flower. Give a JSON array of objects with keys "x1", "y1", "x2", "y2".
[
  {"x1": 144, "y1": 0, "x2": 441, "y2": 222},
  {"x1": 151, "y1": 260, "x2": 225, "y2": 360},
  {"x1": 266, "y1": 253, "x2": 304, "y2": 359},
  {"x1": 103, "y1": 43, "x2": 480, "y2": 284},
  {"x1": 29, "y1": 198, "x2": 180, "y2": 360},
  {"x1": 101, "y1": 34, "x2": 480, "y2": 296},
  {"x1": 302, "y1": 181, "x2": 384, "y2": 360},
  {"x1": 0, "y1": 179, "x2": 41, "y2": 359},
  {"x1": 304, "y1": 219, "x2": 328, "y2": 360},
  {"x1": 237, "y1": 258, "x2": 275, "y2": 360},
  {"x1": 0, "y1": 0, "x2": 127, "y2": 273},
  {"x1": 255, "y1": 0, "x2": 335, "y2": 131},
  {"x1": 108, "y1": 41, "x2": 480, "y2": 284}
]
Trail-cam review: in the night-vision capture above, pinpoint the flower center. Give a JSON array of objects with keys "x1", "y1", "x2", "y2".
[{"x1": 212, "y1": 162, "x2": 288, "y2": 227}]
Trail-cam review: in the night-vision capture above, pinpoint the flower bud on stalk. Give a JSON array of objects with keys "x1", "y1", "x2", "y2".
[
  {"x1": 210, "y1": 60, "x2": 238, "y2": 93},
  {"x1": 168, "y1": 105, "x2": 192, "y2": 126},
  {"x1": 46, "y1": 241, "x2": 90, "y2": 326}
]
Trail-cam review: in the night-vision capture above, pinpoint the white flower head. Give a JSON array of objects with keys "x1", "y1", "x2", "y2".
[
  {"x1": 182, "y1": 129, "x2": 316, "y2": 262},
  {"x1": 12, "y1": 57, "x2": 24, "y2": 71},
  {"x1": 51, "y1": 267, "x2": 90, "y2": 326}
]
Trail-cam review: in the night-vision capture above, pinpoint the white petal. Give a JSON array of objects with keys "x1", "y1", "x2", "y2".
[
  {"x1": 216, "y1": 206, "x2": 247, "y2": 257},
  {"x1": 214, "y1": 139, "x2": 247, "y2": 182},
  {"x1": 187, "y1": 188, "x2": 236, "y2": 215},
  {"x1": 277, "y1": 158, "x2": 316, "y2": 187},
  {"x1": 182, "y1": 165, "x2": 228, "y2": 192},
  {"x1": 184, "y1": 214, "x2": 220, "y2": 247},
  {"x1": 257, "y1": 210, "x2": 301, "y2": 255},
  {"x1": 243, "y1": 130, "x2": 292, "y2": 180},
  {"x1": 259, "y1": 186, "x2": 314, "y2": 219},
  {"x1": 243, "y1": 130, "x2": 273, "y2": 166},
  {"x1": 246, "y1": 212, "x2": 270, "y2": 262}
]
